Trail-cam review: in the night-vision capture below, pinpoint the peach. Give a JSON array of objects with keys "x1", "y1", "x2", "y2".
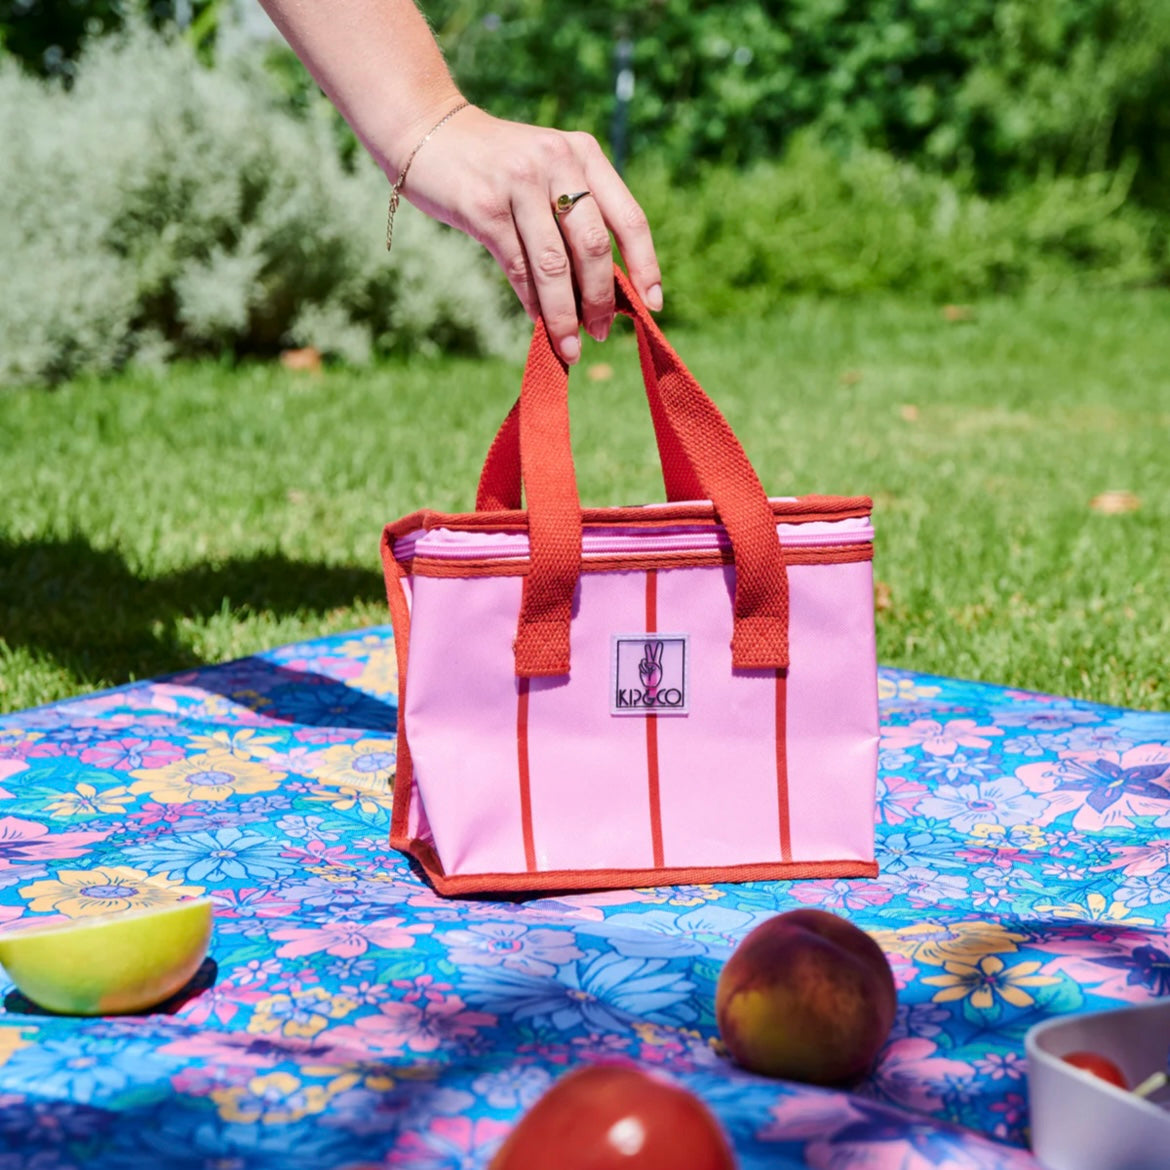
[{"x1": 715, "y1": 908, "x2": 897, "y2": 1086}]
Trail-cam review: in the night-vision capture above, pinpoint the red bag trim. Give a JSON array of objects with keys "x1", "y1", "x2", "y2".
[
  {"x1": 380, "y1": 529, "x2": 417, "y2": 847},
  {"x1": 517, "y1": 677, "x2": 536, "y2": 871},
  {"x1": 775, "y1": 667, "x2": 792, "y2": 862},
  {"x1": 394, "y1": 834, "x2": 877, "y2": 895},
  {"x1": 399, "y1": 542, "x2": 873, "y2": 579},
  {"x1": 645, "y1": 570, "x2": 665, "y2": 868},
  {"x1": 385, "y1": 496, "x2": 873, "y2": 543}
]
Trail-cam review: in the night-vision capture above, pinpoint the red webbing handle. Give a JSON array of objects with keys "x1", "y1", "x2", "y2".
[
  {"x1": 477, "y1": 283, "x2": 702, "y2": 508},
  {"x1": 491, "y1": 265, "x2": 789, "y2": 677}
]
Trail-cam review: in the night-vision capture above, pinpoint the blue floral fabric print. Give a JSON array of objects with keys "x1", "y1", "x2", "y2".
[{"x1": 0, "y1": 627, "x2": 1167, "y2": 1168}]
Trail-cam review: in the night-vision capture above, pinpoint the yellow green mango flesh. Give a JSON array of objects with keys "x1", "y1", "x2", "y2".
[{"x1": 0, "y1": 898, "x2": 213, "y2": 1016}]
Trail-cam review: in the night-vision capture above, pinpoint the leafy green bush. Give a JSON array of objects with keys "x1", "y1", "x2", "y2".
[
  {"x1": 431, "y1": 0, "x2": 1170, "y2": 204},
  {"x1": 633, "y1": 135, "x2": 1167, "y2": 322},
  {"x1": 0, "y1": 24, "x2": 519, "y2": 388}
]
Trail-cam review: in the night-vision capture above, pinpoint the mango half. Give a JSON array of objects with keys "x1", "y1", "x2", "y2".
[{"x1": 0, "y1": 898, "x2": 213, "y2": 1015}]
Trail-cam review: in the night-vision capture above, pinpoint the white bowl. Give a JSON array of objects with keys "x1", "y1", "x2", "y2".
[{"x1": 1026, "y1": 999, "x2": 1170, "y2": 1170}]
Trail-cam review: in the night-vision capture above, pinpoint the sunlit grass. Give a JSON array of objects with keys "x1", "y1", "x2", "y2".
[{"x1": 2, "y1": 287, "x2": 1167, "y2": 713}]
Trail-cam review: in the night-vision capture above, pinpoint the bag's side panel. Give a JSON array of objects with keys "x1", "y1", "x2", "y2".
[
  {"x1": 404, "y1": 574, "x2": 530, "y2": 875},
  {"x1": 524, "y1": 571, "x2": 655, "y2": 872},
  {"x1": 785, "y1": 559, "x2": 879, "y2": 863},
  {"x1": 654, "y1": 565, "x2": 787, "y2": 867},
  {"x1": 380, "y1": 536, "x2": 425, "y2": 852}
]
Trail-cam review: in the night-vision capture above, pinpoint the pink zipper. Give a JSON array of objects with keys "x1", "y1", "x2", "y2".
[{"x1": 395, "y1": 519, "x2": 873, "y2": 563}]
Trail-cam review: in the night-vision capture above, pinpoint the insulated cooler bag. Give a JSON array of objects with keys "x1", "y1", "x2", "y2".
[{"x1": 381, "y1": 266, "x2": 879, "y2": 895}]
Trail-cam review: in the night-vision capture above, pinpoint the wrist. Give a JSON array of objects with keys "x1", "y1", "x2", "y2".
[{"x1": 371, "y1": 82, "x2": 469, "y2": 181}]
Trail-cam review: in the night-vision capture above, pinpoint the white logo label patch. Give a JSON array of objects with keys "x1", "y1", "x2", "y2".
[{"x1": 611, "y1": 634, "x2": 689, "y2": 716}]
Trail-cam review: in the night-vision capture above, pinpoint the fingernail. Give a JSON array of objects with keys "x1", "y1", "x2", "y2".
[
  {"x1": 646, "y1": 283, "x2": 663, "y2": 311},
  {"x1": 587, "y1": 318, "x2": 611, "y2": 343},
  {"x1": 560, "y1": 335, "x2": 581, "y2": 364}
]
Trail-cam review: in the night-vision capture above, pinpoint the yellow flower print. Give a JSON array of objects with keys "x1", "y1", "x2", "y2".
[
  {"x1": 969, "y1": 823, "x2": 1048, "y2": 852},
  {"x1": 0, "y1": 1027, "x2": 32, "y2": 1067},
  {"x1": 336, "y1": 633, "x2": 392, "y2": 660},
  {"x1": 308, "y1": 739, "x2": 397, "y2": 792},
  {"x1": 186, "y1": 729, "x2": 280, "y2": 761},
  {"x1": 0, "y1": 728, "x2": 38, "y2": 749},
  {"x1": 633, "y1": 884, "x2": 723, "y2": 907},
  {"x1": 923, "y1": 954, "x2": 1059, "y2": 1010},
  {"x1": 19, "y1": 867, "x2": 204, "y2": 917},
  {"x1": 878, "y1": 677, "x2": 942, "y2": 702},
  {"x1": 1035, "y1": 891, "x2": 1155, "y2": 927},
  {"x1": 129, "y1": 753, "x2": 283, "y2": 804},
  {"x1": 306, "y1": 783, "x2": 392, "y2": 817},
  {"x1": 248, "y1": 988, "x2": 358, "y2": 1039},
  {"x1": 46, "y1": 782, "x2": 134, "y2": 819},
  {"x1": 869, "y1": 919, "x2": 1028, "y2": 967},
  {"x1": 355, "y1": 647, "x2": 399, "y2": 698},
  {"x1": 225, "y1": 689, "x2": 274, "y2": 715},
  {"x1": 212, "y1": 1072, "x2": 332, "y2": 1125}
]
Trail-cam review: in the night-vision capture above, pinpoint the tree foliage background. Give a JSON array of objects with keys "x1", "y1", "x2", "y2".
[
  {"x1": 426, "y1": 0, "x2": 1170, "y2": 206},
  {"x1": 1, "y1": 0, "x2": 1166, "y2": 384},
  {"x1": 5, "y1": 0, "x2": 1169, "y2": 201}
]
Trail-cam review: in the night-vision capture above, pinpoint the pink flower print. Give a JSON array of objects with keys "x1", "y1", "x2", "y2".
[
  {"x1": 159, "y1": 1031, "x2": 280, "y2": 1071},
  {"x1": 21, "y1": 740, "x2": 73, "y2": 760},
  {"x1": 233, "y1": 958, "x2": 284, "y2": 987},
  {"x1": 0, "y1": 904, "x2": 26, "y2": 928},
  {"x1": 440, "y1": 923, "x2": 584, "y2": 976},
  {"x1": 1016, "y1": 745, "x2": 1170, "y2": 830},
  {"x1": 79, "y1": 738, "x2": 183, "y2": 771},
  {"x1": 174, "y1": 981, "x2": 266, "y2": 1028},
  {"x1": 210, "y1": 886, "x2": 302, "y2": 921},
  {"x1": 887, "y1": 952, "x2": 919, "y2": 993},
  {"x1": 1096, "y1": 839, "x2": 1170, "y2": 879},
  {"x1": 0, "y1": 816, "x2": 108, "y2": 861},
  {"x1": 875, "y1": 775, "x2": 928, "y2": 826},
  {"x1": 279, "y1": 840, "x2": 358, "y2": 867},
  {"x1": 869, "y1": 1037, "x2": 975, "y2": 1114},
  {"x1": 973, "y1": 1051, "x2": 1027, "y2": 1081},
  {"x1": 788, "y1": 879, "x2": 894, "y2": 911},
  {"x1": 759, "y1": 1095, "x2": 867, "y2": 1144},
  {"x1": 322, "y1": 976, "x2": 495, "y2": 1056},
  {"x1": 129, "y1": 801, "x2": 202, "y2": 826},
  {"x1": 988, "y1": 1091, "x2": 1030, "y2": 1144},
  {"x1": 272, "y1": 917, "x2": 432, "y2": 959},
  {"x1": 881, "y1": 718, "x2": 1003, "y2": 757},
  {"x1": 385, "y1": 1116, "x2": 511, "y2": 1169},
  {"x1": 0, "y1": 759, "x2": 28, "y2": 785}
]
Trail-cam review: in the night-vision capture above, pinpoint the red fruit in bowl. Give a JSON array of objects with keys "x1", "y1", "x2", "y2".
[
  {"x1": 715, "y1": 908, "x2": 897, "y2": 1086},
  {"x1": 488, "y1": 1063, "x2": 736, "y2": 1170},
  {"x1": 1061, "y1": 1050, "x2": 1128, "y2": 1089}
]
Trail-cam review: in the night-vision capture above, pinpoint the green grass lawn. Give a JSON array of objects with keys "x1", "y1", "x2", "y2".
[{"x1": 2, "y1": 289, "x2": 1168, "y2": 715}]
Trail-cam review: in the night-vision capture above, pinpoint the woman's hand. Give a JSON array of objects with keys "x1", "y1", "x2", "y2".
[
  {"x1": 256, "y1": 0, "x2": 660, "y2": 364},
  {"x1": 401, "y1": 104, "x2": 662, "y2": 365}
]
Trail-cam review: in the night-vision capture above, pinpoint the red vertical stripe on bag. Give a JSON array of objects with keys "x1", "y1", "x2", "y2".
[
  {"x1": 517, "y1": 677, "x2": 536, "y2": 871},
  {"x1": 775, "y1": 668, "x2": 792, "y2": 861},
  {"x1": 645, "y1": 571, "x2": 665, "y2": 868}
]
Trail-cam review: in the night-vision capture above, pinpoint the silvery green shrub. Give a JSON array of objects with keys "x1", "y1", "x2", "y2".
[{"x1": 0, "y1": 25, "x2": 520, "y2": 387}]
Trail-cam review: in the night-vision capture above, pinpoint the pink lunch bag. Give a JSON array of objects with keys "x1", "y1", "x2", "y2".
[{"x1": 381, "y1": 265, "x2": 879, "y2": 895}]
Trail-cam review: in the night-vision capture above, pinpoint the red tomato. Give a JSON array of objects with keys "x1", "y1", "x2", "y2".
[
  {"x1": 1061, "y1": 1050, "x2": 1129, "y2": 1089},
  {"x1": 488, "y1": 1063, "x2": 737, "y2": 1170}
]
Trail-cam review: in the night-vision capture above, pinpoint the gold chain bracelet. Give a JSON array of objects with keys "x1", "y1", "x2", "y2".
[{"x1": 385, "y1": 100, "x2": 471, "y2": 253}]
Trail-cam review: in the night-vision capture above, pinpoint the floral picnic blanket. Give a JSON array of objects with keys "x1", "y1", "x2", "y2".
[{"x1": 1, "y1": 625, "x2": 1168, "y2": 1168}]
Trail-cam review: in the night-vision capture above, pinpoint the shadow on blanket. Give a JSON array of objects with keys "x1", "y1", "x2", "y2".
[
  {"x1": 2, "y1": 958, "x2": 220, "y2": 1018},
  {"x1": 0, "y1": 533, "x2": 385, "y2": 686},
  {"x1": 189, "y1": 659, "x2": 397, "y2": 733}
]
